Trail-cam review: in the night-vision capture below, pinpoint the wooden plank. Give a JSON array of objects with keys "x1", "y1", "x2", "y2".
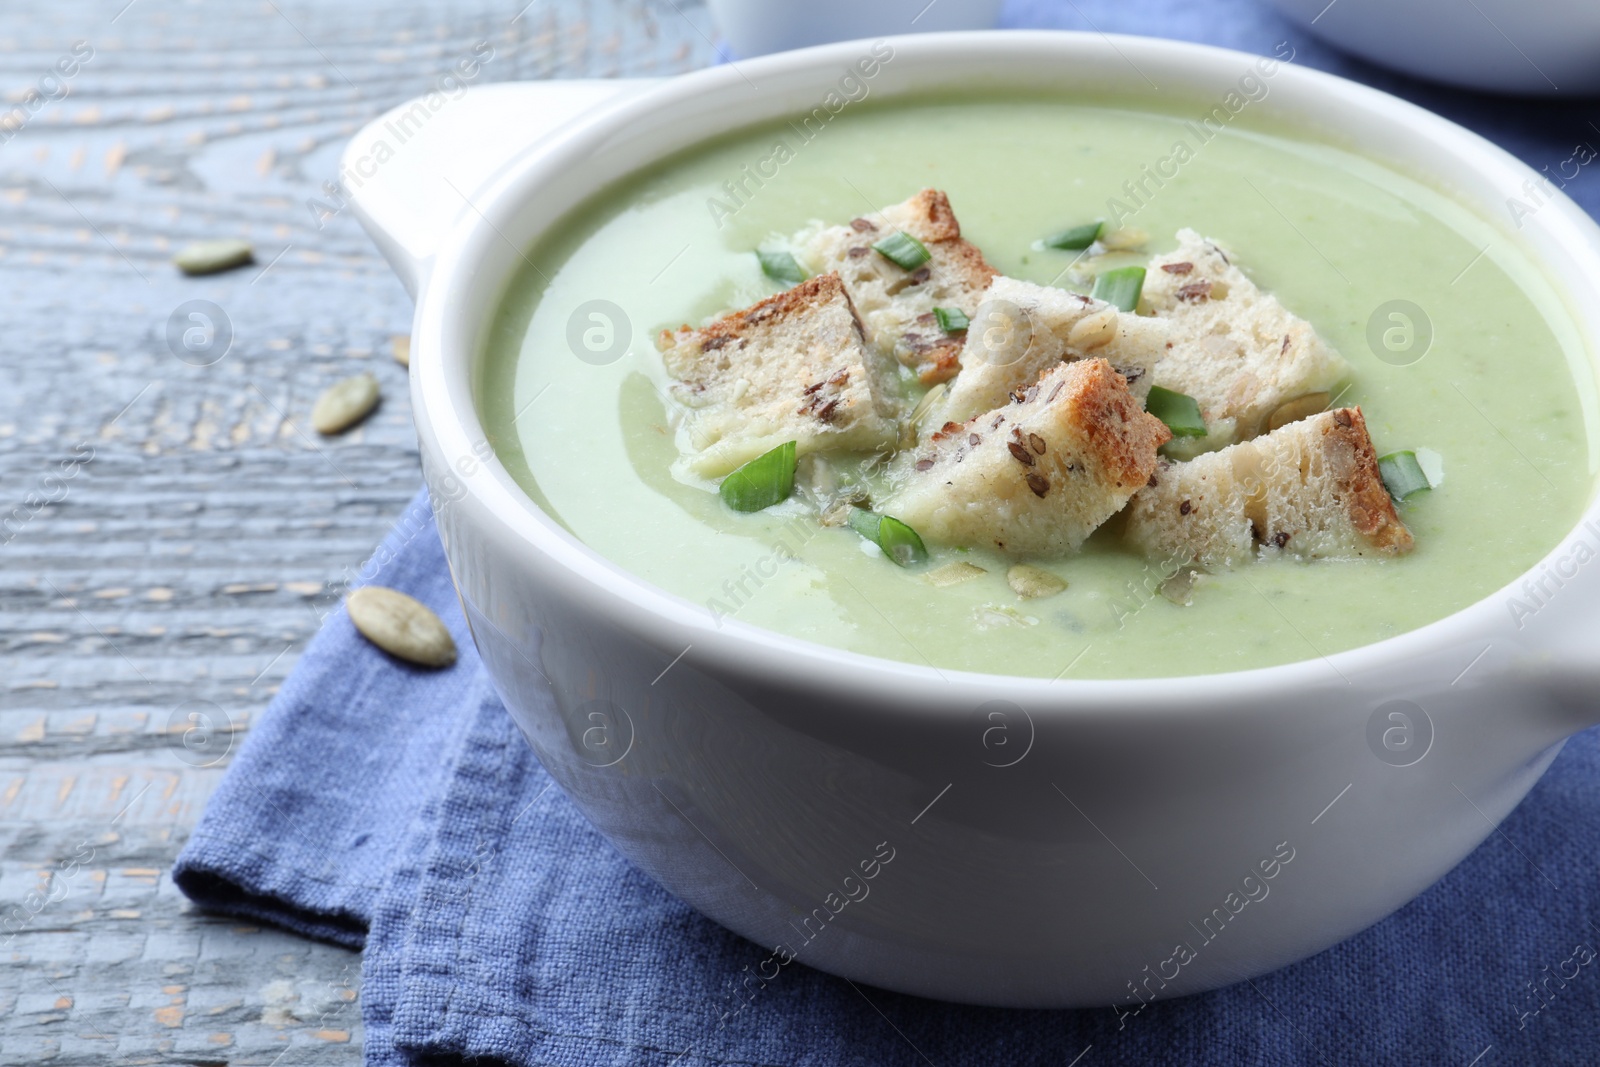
[{"x1": 0, "y1": 0, "x2": 715, "y2": 1059}]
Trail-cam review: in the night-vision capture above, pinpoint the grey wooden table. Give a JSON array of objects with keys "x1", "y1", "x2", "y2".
[{"x1": 0, "y1": 2, "x2": 713, "y2": 1061}]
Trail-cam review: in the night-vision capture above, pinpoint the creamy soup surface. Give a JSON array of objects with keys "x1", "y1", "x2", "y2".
[{"x1": 477, "y1": 93, "x2": 1597, "y2": 679}]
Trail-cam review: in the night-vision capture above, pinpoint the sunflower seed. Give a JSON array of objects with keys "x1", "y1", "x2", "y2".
[
  {"x1": 312, "y1": 373, "x2": 380, "y2": 435},
  {"x1": 1007, "y1": 563, "x2": 1066, "y2": 599},
  {"x1": 346, "y1": 585, "x2": 457, "y2": 668},
  {"x1": 173, "y1": 238, "x2": 254, "y2": 276}
]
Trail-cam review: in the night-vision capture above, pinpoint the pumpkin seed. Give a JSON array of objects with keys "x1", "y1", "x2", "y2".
[
  {"x1": 392, "y1": 334, "x2": 411, "y2": 367},
  {"x1": 1007, "y1": 563, "x2": 1066, "y2": 599},
  {"x1": 1266, "y1": 391, "x2": 1330, "y2": 432},
  {"x1": 1067, "y1": 306, "x2": 1119, "y2": 351},
  {"x1": 1099, "y1": 226, "x2": 1148, "y2": 252},
  {"x1": 1160, "y1": 565, "x2": 1209, "y2": 606},
  {"x1": 346, "y1": 585, "x2": 457, "y2": 668},
  {"x1": 902, "y1": 382, "x2": 948, "y2": 446},
  {"x1": 312, "y1": 373, "x2": 380, "y2": 435},
  {"x1": 173, "y1": 238, "x2": 254, "y2": 276},
  {"x1": 924, "y1": 561, "x2": 987, "y2": 587}
]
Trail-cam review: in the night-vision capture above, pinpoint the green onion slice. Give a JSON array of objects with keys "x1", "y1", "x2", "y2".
[
  {"x1": 1378, "y1": 450, "x2": 1431, "y2": 502},
  {"x1": 719, "y1": 441, "x2": 797, "y2": 512},
  {"x1": 933, "y1": 307, "x2": 970, "y2": 333},
  {"x1": 1145, "y1": 385, "x2": 1208, "y2": 439},
  {"x1": 872, "y1": 231, "x2": 932, "y2": 272},
  {"x1": 757, "y1": 249, "x2": 807, "y2": 286},
  {"x1": 1043, "y1": 221, "x2": 1103, "y2": 251},
  {"x1": 1091, "y1": 265, "x2": 1146, "y2": 313},
  {"x1": 847, "y1": 507, "x2": 929, "y2": 568}
]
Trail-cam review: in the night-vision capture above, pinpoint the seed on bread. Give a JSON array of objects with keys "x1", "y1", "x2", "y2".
[
  {"x1": 1123, "y1": 406, "x2": 1413, "y2": 567},
  {"x1": 796, "y1": 189, "x2": 998, "y2": 385},
  {"x1": 658, "y1": 272, "x2": 903, "y2": 478},
  {"x1": 885, "y1": 358, "x2": 1171, "y2": 558},
  {"x1": 1145, "y1": 229, "x2": 1349, "y2": 444}
]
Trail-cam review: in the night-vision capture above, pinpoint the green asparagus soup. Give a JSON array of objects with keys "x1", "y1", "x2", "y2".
[{"x1": 477, "y1": 94, "x2": 1596, "y2": 679}]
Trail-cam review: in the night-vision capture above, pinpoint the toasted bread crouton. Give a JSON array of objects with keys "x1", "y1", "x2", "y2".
[
  {"x1": 658, "y1": 272, "x2": 902, "y2": 478},
  {"x1": 1123, "y1": 406, "x2": 1413, "y2": 567},
  {"x1": 1145, "y1": 229, "x2": 1349, "y2": 444},
  {"x1": 885, "y1": 359, "x2": 1171, "y2": 558},
  {"x1": 938, "y1": 276, "x2": 1170, "y2": 424},
  {"x1": 796, "y1": 189, "x2": 998, "y2": 385}
]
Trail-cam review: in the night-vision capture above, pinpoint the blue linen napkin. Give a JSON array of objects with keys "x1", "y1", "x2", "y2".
[
  {"x1": 175, "y1": 491, "x2": 1600, "y2": 1066},
  {"x1": 174, "y1": 4, "x2": 1600, "y2": 1064}
]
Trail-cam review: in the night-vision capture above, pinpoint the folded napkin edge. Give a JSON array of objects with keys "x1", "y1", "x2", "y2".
[{"x1": 173, "y1": 857, "x2": 369, "y2": 950}]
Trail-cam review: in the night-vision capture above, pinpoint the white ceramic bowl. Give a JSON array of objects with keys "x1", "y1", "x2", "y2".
[
  {"x1": 346, "y1": 32, "x2": 1600, "y2": 1007},
  {"x1": 1269, "y1": 0, "x2": 1600, "y2": 95}
]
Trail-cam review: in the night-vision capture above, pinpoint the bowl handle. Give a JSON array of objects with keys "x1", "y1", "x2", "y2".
[{"x1": 341, "y1": 79, "x2": 659, "y2": 299}]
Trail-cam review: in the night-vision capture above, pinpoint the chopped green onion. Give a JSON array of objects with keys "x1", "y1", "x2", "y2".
[
  {"x1": 757, "y1": 250, "x2": 807, "y2": 286},
  {"x1": 719, "y1": 441, "x2": 797, "y2": 512},
  {"x1": 1091, "y1": 265, "x2": 1146, "y2": 313},
  {"x1": 1043, "y1": 220, "x2": 1103, "y2": 251},
  {"x1": 847, "y1": 507, "x2": 882, "y2": 542},
  {"x1": 1145, "y1": 385, "x2": 1207, "y2": 438},
  {"x1": 846, "y1": 507, "x2": 929, "y2": 567},
  {"x1": 1378, "y1": 450, "x2": 1431, "y2": 502},
  {"x1": 933, "y1": 307, "x2": 970, "y2": 333},
  {"x1": 872, "y1": 231, "x2": 931, "y2": 271}
]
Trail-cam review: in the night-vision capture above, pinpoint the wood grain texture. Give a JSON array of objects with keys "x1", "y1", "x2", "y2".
[{"x1": 0, "y1": 1, "x2": 715, "y2": 1060}]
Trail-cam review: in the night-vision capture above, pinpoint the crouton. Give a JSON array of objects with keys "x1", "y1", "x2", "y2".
[
  {"x1": 937, "y1": 276, "x2": 1170, "y2": 425},
  {"x1": 885, "y1": 359, "x2": 1171, "y2": 558},
  {"x1": 658, "y1": 272, "x2": 902, "y2": 478},
  {"x1": 797, "y1": 189, "x2": 998, "y2": 385},
  {"x1": 1145, "y1": 229, "x2": 1349, "y2": 444},
  {"x1": 1123, "y1": 406, "x2": 1413, "y2": 567}
]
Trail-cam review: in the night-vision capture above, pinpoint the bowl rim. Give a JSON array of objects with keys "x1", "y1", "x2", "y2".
[{"x1": 410, "y1": 29, "x2": 1600, "y2": 705}]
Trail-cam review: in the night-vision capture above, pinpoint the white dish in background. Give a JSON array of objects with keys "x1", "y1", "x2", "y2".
[
  {"x1": 1269, "y1": 0, "x2": 1600, "y2": 95},
  {"x1": 345, "y1": 33, "x2": 1600, "y2": 1007},
  {"x1": 707, "y1": 0, "x2": 1002, "y2": 57}
]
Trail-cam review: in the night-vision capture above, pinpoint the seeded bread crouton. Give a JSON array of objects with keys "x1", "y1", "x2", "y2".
[
  {"x1": 885, "y1": 358, "x2": 1171, "y2": 558},
  {"x1": 1123, "y1": 406, "x2": 1413, "y2": 567},
  {"x1": 938, "y1": 276, "x2": 1170, "y2": 425},
  {"x1": 796, "y1": 189, "x2": 998, "y2": 385},
  {"x1": 1145, "y1": 229, "x2": 1349, "y2": 444},
  {"x1": 658, "y1": 272, "x2": 902, "y2": 478}
]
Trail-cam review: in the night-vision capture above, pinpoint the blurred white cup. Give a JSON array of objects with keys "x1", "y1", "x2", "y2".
[
  {"x1": 707, "y1": 0, "x2": 1004, "y2": 58},
  {"x1": 1268, "y1": 0, "x2": 1600, "y2": 95}
]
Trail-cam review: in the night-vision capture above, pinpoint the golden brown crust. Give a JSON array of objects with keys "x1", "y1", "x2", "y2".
[
  {"x1": 904, "y1": 188, "x2": 964, "y2": 242},
  {"x1": 1072, "y1": 360, "x2": 1173, "y2": 490},
  {"x1": 906, "y1": 188, "x2": 999, "y2": 294},
  {"x1": 1322, "y1": 406, "x2": 1413, "y2": 554},
  {"x1": 937, "y1": 236, "x2": 1000, "y2": 293},
  {"x1": 657, "y1": 272, "x2": 860, "y2": 354}
]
